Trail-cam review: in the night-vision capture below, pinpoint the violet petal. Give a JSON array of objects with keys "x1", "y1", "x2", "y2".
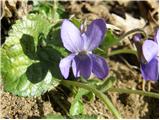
[
  {"x1": 59, "y1": 54, "x2": 75, "y2": 79},
  {"x1": 61, "y1": 19, "x2": 83, "y2": 52},
  {"x1": 142, "y1": 40, "x2": 158, "y2": 63},
  {"x1": 73, "y1": 54, "x2": 92, "y2": 79},
  {"x1": 140, "y1": 57, "x2": 158, "y2": 81},
  {"x1": 91, "y1": 54, "x2": 109, "y2": 79},
  {"x1": 84, "y1": 19, "x2": 106, "y2": 51},
  {"x1": 72, "y1": 57, "x2": 80, "y2": 78}
]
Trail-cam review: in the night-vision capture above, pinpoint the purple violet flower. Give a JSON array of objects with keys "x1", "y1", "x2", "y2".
[
  {"x1": 59, "y1": 19, "x2": 109, "y2": 79},
  {"x1": 133, "y1": 29, "x2": 159, "y2": 81}
]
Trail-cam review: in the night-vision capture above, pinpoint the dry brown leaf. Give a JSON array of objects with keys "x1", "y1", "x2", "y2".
[{"x1": 110, "y1": 13, "x2": 146, "y2": 32}]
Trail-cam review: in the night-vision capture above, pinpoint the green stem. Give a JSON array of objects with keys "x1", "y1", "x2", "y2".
[
  {"x1": 108, "y1": 88, "x2": 159, "y2": 99},
  {"x1": 107, "y1": 49, "x2": 137, "y2": 57},
  {"x1": 61, "y1": 80, "x2": 122, "y2": 119},
  {"x1": 54, "y1": 0, "x2": 57, "y2": 11},
  {"x1": 119, "y1": 28, "x2": 147, "y2": 41},
  {"x1": 53, "y1": 0, "x2": 58, "y2": 19}
]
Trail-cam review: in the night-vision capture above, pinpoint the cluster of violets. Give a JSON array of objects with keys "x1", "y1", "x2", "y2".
[{"x1": 59, "y1": 18, "x2": 159, "y2": 81}]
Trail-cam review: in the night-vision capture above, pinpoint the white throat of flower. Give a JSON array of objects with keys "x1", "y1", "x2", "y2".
[{"x1": 77, "y1": 50, "x2": 92, "y2": 56}]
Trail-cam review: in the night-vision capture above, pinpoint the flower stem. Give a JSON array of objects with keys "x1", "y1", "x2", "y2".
[
  {"x1": 119, "y1": 28, "x2": 147, "y2": 41},
  {"x1": 107, "y1": 49, "x2": 137, "y2": 57},
  {"x1": 53, "y1": 0, "x2": 58, "y2": 13},
  {"x1": 108, "y1": 88, "x2": 159, "y2": 99},
  {"x1": 61, "y1": 80, "x2": 122, "y2": 118}
]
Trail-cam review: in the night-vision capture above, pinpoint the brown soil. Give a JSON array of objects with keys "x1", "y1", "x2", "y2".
[{"x1": 0, "y1": 88, "x2": 62, "y2": 119}]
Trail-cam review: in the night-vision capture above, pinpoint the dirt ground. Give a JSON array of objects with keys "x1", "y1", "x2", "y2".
[{"x1": 1, "y1": 0, "x2": 159, "y2": 119}]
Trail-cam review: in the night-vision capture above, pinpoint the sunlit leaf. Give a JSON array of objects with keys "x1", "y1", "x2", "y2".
[
  {"x1": 69, "y1": 99, "x2": 84, "y2": 116},
  {"x1": 1, "y1": 14, "x2": 67, "y2": 96}
]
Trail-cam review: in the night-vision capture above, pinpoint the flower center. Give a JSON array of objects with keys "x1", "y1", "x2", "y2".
[
  {"x1": 77, "y1": 51, "x2": 92, "y2": 57},
  {"x1": 79, "y1": 50, "x2": 88, "y2": 55}
]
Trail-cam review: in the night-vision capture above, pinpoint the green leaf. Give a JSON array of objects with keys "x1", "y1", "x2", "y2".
[
  {"x1": 100, "y1": 30, "x2": 120, "y2": 50},
  {"x1": 85, "y1": 92, "x2": 95, "y2": 102},
  {"x1": 31, "y1": 1, "x2": 68, "y2": 21},
  {"x1": 70, "y1": 18, "x2": 81, "y2": 28},
  {"x1": 69, "y1": 88, "x2": 85, "y2": 116},
  {"x1": 1, "y1": 14, "x2": 66, "y2": 96},
  {"x1": 69, "y1": 114, "x2": 98, "y2": 119},
  {"x1": 42, "y1": 113, "x2": 98, "y2": 119},
  {"x1": 69, "y1": 99, "x2": 84, "y2": 116},
  {"x1": 31, "y1": 2, "x2": 53, "y2": 18},
  {"x1": 20, "y1": 34, "x2": 37, "y2": 60},
  {"x1": 69, "y1": 79, "x2": 100, "y2": 116},
  {"x1": 56, "y1": 3, "x2": 69, "y2": 18}
]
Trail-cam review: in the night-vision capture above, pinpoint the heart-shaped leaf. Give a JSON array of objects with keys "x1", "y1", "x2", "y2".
[{"x1": 1, "y1": 14, "x2": 67, "y2": 96}]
